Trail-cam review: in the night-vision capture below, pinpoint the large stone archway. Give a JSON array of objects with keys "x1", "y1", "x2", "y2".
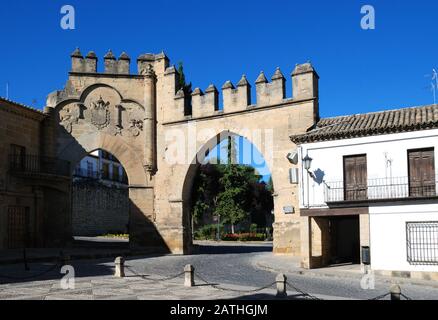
[
  {"x1": 44, "y1": 49, "x2": 319, "y2": 256},
  {"x1": 179, "y1": 130, "x2": 278, "y2": 252}
]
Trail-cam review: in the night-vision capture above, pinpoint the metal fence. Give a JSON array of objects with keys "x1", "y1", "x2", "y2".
[
  {"x1": 73, "y1": 168, "x2": 99, "y2": 180},
  {"x1": 9, "y1": 154, "x2": 71, "y2": 177},
  {"x1": 406, "y1": 221, "x2": 438, "y2": 265},
  {"x1": 325, "y1": 175, "x2": 438, "y2": 203}
]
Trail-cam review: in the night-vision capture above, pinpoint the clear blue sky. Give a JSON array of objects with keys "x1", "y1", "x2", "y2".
[
  {"x1": 206, "y1": 136, "x2": 271, "y2": 182},
  {"x1": 1, "y1": 0, "x2": 437, "y2": 118}
]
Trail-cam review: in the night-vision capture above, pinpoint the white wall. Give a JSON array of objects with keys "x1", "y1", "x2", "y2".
[
  {"x1": 369, "y1": 203, "x2": 438, "y2": 272},
  {"x1": 299, "y1": 129, "x2": 438, "y2": 208},
  {"x1": 299, "y1": 129, "x2": 438, "y2": 272},
  {"x1": 76, "y1": 154, "x2": 98, "y2": 173},
  {"x1": 75, "y1": 150, "x2": 124, "y2": 183}
]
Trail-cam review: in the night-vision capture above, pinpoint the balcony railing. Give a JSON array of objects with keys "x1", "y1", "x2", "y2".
[
  {"x1": 73, "y1": 168, "x2": 99, "y2": 180},
  {"x1": 73, "y1": 167, "x2": 128, "y2": 184},
  {"x1": 324, "y1": 175, "x2": 438, "y2": 203},
  {"x1": 9, "y1": 154, "x2": 71, "y2": 177}
]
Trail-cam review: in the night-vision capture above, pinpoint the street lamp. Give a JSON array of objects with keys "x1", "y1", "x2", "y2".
[
  {"x1": 303, "y1": 155, "x2": 313, "y2": 171},
  {"x1": 303, "y1": 154, "x2": 314, "y2": 209}
]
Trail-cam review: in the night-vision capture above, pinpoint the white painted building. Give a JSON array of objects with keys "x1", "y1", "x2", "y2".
[
  {"x1": 292, "y1": 104, "x2": 438, "y2": 279},
  {"x1": 74, "y1": 150, "x2": 128, "y2": 186}
]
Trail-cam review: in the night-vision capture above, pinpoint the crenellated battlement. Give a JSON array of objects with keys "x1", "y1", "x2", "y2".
[
  {"x1": 70, "y1": 48, "x2": 169, "y2": 76},
  {"x1": 222, "y1": 75, "x2": 251, "y2": 113},
  {"x1": 68, "y1": 49, "x2": 318, "y2": 124},
  {"x1": 255, "y1": 68, "x2": 286, "y2": 107},
  {"x1": 164, "y1": 62, "x2": 319, "y2": 123},
  {"x1": 191, "y1": 85, "x2": 219, "y2": 118}
]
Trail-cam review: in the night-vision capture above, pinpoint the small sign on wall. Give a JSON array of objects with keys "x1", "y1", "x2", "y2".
[
  {"x1": 283, "y1": 206, "x2": 295, "y2": 214},
  {"x1": 289, "y1": 168, "x2": 299, "y2": 184}
]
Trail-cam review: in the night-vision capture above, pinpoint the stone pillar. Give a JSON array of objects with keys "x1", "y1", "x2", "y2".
[
  {"x1": 129, "y1": 186, "x2": 169, "y2": 252},
  {"x1": 309, "y1": 217, "x2": 331, "y2": 268},
  {"x1": 184, "y1": 264, "x2": 195, "y2": 287},
  {"x1": 300, "y1": 216, "x2": 312, "y2": 269},
  {"x1": 390, "y1": 285, "x2": 401, "y2": 301},
  {"x1": 114, "y1": 257, "x2": 125, "y2": 278},
  {"x1": 275, "y1": 274, "x2": 287, "y2": 298},
  {"x1": 143, "y1": 65, "x2": 157, "y2": 176}
]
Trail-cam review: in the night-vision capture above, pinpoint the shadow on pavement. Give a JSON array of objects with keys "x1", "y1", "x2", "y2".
[
  {"x1": 195, "y1": 243, "x2": 273, "y2": 255},
  {"x1": 232, "y1": 293, "x2": 312, "y2": 300}
]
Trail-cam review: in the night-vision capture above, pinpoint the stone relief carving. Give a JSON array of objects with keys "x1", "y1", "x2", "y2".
[
  {"x1": 90, "y1": 96, "x2": 110, "y2": 130},
  {"x1": 140, "y1": 64, "x2": 154, "y2": 76},
  {"x1": 108, "y1": 125, "x2": 123, "y2": 136},
  {"x1": 59, "y1": 104, "x2": 82, "y2": 133},
  {"x1": 58, "y1": 92, "x2": 147, "y2": 139},
  {"x1": 128, "y1": 119, "x2": 143, "y2": 137}
]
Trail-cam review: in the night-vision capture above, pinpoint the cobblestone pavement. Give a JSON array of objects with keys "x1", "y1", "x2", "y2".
[{"x1": 0, "y1": 241, "x2": 438, "y2": 300}]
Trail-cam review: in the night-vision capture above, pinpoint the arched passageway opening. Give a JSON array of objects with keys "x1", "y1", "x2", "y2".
[
  {"x1": 182, "y1": 132, "x2": 275, "y2": 249},
  {"x1": 71, "y1": 149, "x2": 130, "y2": 240}
]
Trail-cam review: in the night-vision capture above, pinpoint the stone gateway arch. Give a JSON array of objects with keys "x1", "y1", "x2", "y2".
[{"x1": 45, "y1": 49, "x2": 319, "y2": 256}]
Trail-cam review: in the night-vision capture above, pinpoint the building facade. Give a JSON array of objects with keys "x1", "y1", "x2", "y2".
[
  {"x1": 292, "y1": 105, "x2": 438, "y2": 279},
  {"x1": 74, "y1": 150, "x2": 128, "y2": 186},
  {"x1": 0, "y1": 98, "x2": 71, "y2": 249}
]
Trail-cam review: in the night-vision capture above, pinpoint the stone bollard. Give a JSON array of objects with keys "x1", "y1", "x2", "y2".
[
  {"x1": 184, "y1": 264, "x2": 195, "y2": 287},
  {"x1": 390, "y1": 284, "x2": 401, "y2": 301},
  {"x1": 114, "y1": 257, "x2": 125, "y2": 278},
  {"x1": 276, "y1": 274, "x2": 287, "y2": 298}
]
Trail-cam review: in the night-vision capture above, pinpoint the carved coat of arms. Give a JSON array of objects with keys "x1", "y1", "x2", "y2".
[
  {"x1": 128, "y1": 119, "x2": 144, "y2": 137},
  {"x1": 90, "y1": 96, "x2": 110, "y2": 130}
]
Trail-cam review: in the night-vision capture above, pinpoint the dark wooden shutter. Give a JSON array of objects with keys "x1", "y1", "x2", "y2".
[
  {"x1": 408, "y1": 148, "x2": 436, "y2": 197},
  {"x1": 344, "y1": 155, "x2": 367, "y2": 201}
]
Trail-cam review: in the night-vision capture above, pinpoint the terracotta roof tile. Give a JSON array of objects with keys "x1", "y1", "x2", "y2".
[{"x1": 291, "y1": 104, "x2": 438, "y2": 144}]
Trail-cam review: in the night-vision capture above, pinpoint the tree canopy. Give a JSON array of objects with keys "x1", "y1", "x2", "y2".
[{"x1": 190, "y1": 137, "x2": 274, "y2": 234}]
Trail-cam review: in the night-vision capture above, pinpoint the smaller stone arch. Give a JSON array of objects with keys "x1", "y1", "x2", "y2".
[{"x1": 58, "y1": 131, "x2": 147, "y2": 186}]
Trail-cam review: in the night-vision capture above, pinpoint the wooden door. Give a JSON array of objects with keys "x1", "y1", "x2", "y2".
[
  {"x1": 408, "y1": 148, "x2": 436, "y2": 197},
  {"x1": 7, "y1": 206, "x2": 29, "y2": 249},
  {"x1": 343, "y1": 155, "x2": 367, "y2": 201}
]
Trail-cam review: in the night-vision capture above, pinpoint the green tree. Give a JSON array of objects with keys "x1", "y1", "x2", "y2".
[
  {"x1": 191, "y1": 136, "x2": 274, "y2": 237},
  {"x1": 214, "y1": 136, "x2": 253, "y2": 233},
  {"x1": 191, "y1": 163, "x2": 221, "y2": 225},
  {"x1": 177, "y1": 61, "x2": 192, "y2": 94}
]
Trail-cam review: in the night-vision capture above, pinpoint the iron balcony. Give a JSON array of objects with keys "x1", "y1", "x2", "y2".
[
  {"x1": 9, "y1": 154, "x2": 71, "y2": 177},
  {"x1": 324, "y1": 175, "x2": 438, "y2": 204}
]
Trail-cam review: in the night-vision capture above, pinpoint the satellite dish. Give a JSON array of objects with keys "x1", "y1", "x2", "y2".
[{"x1": 287, "y1": 151, "x2": 298, "y2": 165}]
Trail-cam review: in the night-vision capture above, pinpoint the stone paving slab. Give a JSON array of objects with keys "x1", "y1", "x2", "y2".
[
  {"x1": 252, "y1": 252, "x2": 438, "y2": 289},
  {"x1": 0, "y1": 270, "x2": 289, "y2": 300}
]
